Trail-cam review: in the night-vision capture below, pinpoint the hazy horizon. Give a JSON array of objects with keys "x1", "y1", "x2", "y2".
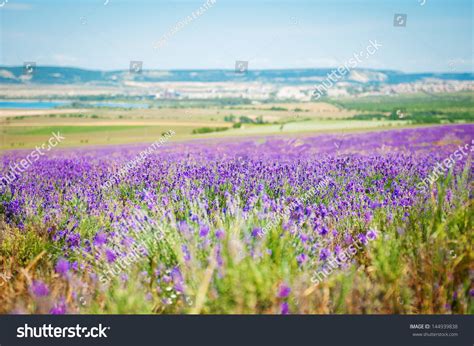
[{"x1": 1, "y1": 64, "x2": 473, "y2": 74}]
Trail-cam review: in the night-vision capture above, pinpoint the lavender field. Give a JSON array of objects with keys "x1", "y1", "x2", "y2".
[{"x1": 0, "y1": 124, "x2": 472, "y2": 314}]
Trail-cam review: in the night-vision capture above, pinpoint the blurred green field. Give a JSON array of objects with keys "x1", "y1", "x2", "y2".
[
  {"x1": 0, "y1": 119, "x2": 409, "y2": 150},
  {"x1": 1, "y1": 93, "x2": 472, "y2": 150},
  {"x1": 330, "y1": 92, "x2": 474, "y2": 123}
]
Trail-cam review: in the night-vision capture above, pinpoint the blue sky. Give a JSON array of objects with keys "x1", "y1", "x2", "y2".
[{"x1": 0, "y1": 0, "x2": 472, "y2": 72}]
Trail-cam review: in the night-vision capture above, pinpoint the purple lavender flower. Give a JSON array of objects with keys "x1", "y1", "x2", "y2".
[
  {"x1": 318, "y1": 226, "x2": 329, "y2": 236},
  {"x1": 278, "y1": 284, "x2": 291, "y2": 298},
  {"x1": 364, "y1": 211, "x2": 373, "y2": 223},
  {"x1": 358, "y1": 233, "x2": 368, "y2": 245},
  {"x1": 55, "y1": 258, "x2": 70, "y2": 277},
  {"x1": 296, "y1": 253, "x2": 307, "y2": 265},
  {"x1": 367, "y1": 229, "x2": 377, "y2": 240},
  {"x1": 171, "y1": 267, "x2": 184, "y2": 293},
  {"x1": 199, "y1": 225, "x2": 209, "y2": 238},
  {"x1": 182, "y1": 244, "x2": 191, "y2": 262},
  {"x1": 319, "y1": 248, "x2": 330, "y2": 261},
  {"x1": 93, "y1": 232, "x2": 107, "y2": 247},
  {"x1": 215, "y1": 229, "x2": 225, "y2": 240},
  {"x1": 31, "y1": 280, "x2": 49, "y2": 297},
  {"x1": 281, "y1": 302, "x2": 289, "y2": 314},
  {"x1": 251, "y1": 227, "x2": 263, "y2": 238},
  {"x1": 216, "y1": 246, "x2": 224, "y2": 267},
  {"x1": 105, "y1": 249, "x2": 117, "y2": 263},
  {"x1": 50, "y1": 299, "x2": 67, "y2": 314},
  {"x1": 344, "y1": 234, "x2": 353, "y2": 244}
]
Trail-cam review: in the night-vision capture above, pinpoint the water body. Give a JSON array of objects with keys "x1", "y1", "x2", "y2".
[
  {"x1": 0, "y1": 100, "x2": 71, "y2": 109},
  {"x1": 0, "y1": 100, "x2": 150, "y2": 109}
]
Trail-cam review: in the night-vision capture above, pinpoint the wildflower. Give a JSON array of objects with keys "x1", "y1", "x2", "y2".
[
  {"x1": 50, "y1": 299, "x2": 67, "y2": 314},
  {"x1": 299, "y1": 233, "x2": 308, "y2": 243},
  {"x1": 358, "y1": 233, "x2": 368, "y2": 245},
  {"x1": 215, "y1": 229, "x2": 225, "y2": 240},
  {"x1": 199, "y1": 225, "x2": 209, "y2": 238},
  {"x1": 31, "y1": 280, "x2": 49, "y2": 297},
  {"x1": 93, "y1": 232, "x2": 107, "y2": 247},
  {"x1": 318, "y1": 226, "x2": 329, "y2": 236},
  {"x1": 251, "y1": 227, "x2": 263, "y2": 238},
  {"x1": 296, "y1": 253, "x2": 307, "y2": 265},
  {"x1": 344, "y1": 234, "x2": 354, "y2": 245},
  {"x1": 171, "y1": 267, "x2": 184, "y2": 293},
  {"x1": 278, "y1": 284, "x2": 291, "y2": 298},
  {"x1": 105, "y1": 249, "x2": 117, "y2": 263},
  {"x1": 70, "y1": 262, "x2": 79, "y2": 272},
  {"x1": 55, "y1": 258, "x2": 70, "y2": 277},
  {"x1": 182, "y1": 244, "x2": 191, "y2": 262},
  {"x1": 319, "y1": 248, "x2": 330, "y2": 261},
  {"x1": 367, "y1": 229, "x2": 377, "y2": 240},
  {"x1": 364, "y1": 211, "x2": 373, "y2": 223}
]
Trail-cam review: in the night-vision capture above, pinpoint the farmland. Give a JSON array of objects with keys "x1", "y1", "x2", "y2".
[{"x1": 2, "y1": 93, "x2": 473, "y2": 149}]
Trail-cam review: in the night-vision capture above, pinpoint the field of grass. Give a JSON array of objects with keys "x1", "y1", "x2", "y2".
[
  {"x1": 0, "y1": 118, "x2": 412, "y2": 149},
  {"x1": 331, "y1": 92, "x2": 474, "y2": 123},
  {"x1": 3, "y1": 95, "x2": 469, "y2": 149}
]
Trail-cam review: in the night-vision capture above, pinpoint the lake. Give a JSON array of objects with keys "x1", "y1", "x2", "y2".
[
  {"x1": 0, "y1": 100, "x2": 71, "y2": 109},
  {"x1": 0, "y1": 100, "x2": 151, "y2": 109}
]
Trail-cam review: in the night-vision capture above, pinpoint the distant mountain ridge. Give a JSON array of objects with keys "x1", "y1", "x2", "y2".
[{"x1": 0, "y1": 66, "x2": 473, "y2": 85}]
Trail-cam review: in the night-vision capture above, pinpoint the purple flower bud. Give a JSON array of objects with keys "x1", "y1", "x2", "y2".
[
  {"x1": 318, "y1": 226, "x2": 328, "y2": 236},
  {"x1": 367, "y1": 229, "x2": 377, "y2": 240},
  {"x1": 55, "y1": 258, "x2": 69, "y2": 277},
  {"x1": 199, "y1": 226, "x2": 209, "y2": 238},
  {"x1": 251, "y1": 227, "x2": 263, "y2": 238},
  {"x1": 278, "y1": 284, "x2": 291, "y2": 298},
  {"x1": 93, "y1": 232, "x2": 107, "y2": 247},
  {"x1": 358, "y1": 233, "x2": 368, "y2": 245},
  {"x1": 215, "y1": 229, "x2": 225, "y2": 240},
  {"x1": 296, "y1": 253, "x2": 307, "y2": 265},
  {"x1": 50, "y1": 299, "x2": 67, "y2": 314},
  {"x1": 105, "y1": 249, "x2": 117, "y2": 263},
  {"x1": 31, "y1": 280, "x2": 49, "y2": 297},
  {"x1": 319, "y1": 248, "x2": 330, "y2": 261}
]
